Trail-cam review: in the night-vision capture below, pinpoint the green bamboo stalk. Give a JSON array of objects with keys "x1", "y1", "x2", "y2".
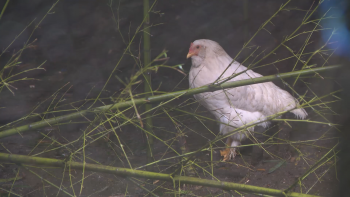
[
  {"x1": 0, "y1": 0, "x2": 10, "y2": 22},
  {"x1": 0, "y1": 65, "x2": 340, "y2": 139},
  {"x1": 0, "y1": 152, "x2": 320, "y2": 197},
  {"x1": 284, "y1": 143, "x2": 339, "y2": 193},
  {"x1": 143, "y1": 0, "x2": 154, "y2": 169}
]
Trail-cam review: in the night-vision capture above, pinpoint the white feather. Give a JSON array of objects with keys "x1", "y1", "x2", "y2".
[{"x1": 189, "y1": 39, "x2": 307, "y2": 148}]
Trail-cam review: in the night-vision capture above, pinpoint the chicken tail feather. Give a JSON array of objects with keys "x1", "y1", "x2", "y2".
[{"x1": 291, "y1": 108, "x2": 308, "y2": 119}]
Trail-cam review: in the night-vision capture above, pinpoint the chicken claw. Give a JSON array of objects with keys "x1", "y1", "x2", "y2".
[{"x1": 220, "y1": 148, "x2": 236, "y2": 161}]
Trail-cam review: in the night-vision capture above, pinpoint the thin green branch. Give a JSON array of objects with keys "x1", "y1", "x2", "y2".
[
  {"x1": 0, "y1": 152, "x2": 320, "y2": 197},
  {"x1": 143, "y1": 0, "x2": 155, "y2": 168},
  {"x1": 284, "y1": 143, "x2": 339, "y2": 193},
  {"x1": 0, "y1": 0, "x2": 10, "y2": 22},
  {"x1": 0, "y1": 65, "x2": 341, "y2": 139}
]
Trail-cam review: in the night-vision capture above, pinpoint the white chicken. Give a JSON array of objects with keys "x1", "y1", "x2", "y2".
[{"x1": 187, "y1": 39, "x2": 307, "y2": 160}]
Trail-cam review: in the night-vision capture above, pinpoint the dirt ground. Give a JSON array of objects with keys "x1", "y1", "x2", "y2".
[
  {"x1": 0, "y1": 0, "x2": 348, "y2": 196},
  {"x1": 0, "y1": 110, "x2": 340, "y2": 197}
]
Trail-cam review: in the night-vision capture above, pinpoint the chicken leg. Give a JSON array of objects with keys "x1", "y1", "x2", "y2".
[{"x1": 220, "y1": 137, "x2": 240, "y2": 161}]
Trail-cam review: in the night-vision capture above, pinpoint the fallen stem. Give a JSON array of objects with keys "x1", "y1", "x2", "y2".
[
  {"x1": 0, "y1": 152, "x2": 320, "y2": 197},
  {"x1": 0, "y1": 65, "x2": 341, "y2": 139}
]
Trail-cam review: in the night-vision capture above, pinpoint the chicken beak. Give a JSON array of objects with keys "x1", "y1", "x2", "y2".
[{"x1": 186, "y1": 52, "x2": 194, "y2": 59}]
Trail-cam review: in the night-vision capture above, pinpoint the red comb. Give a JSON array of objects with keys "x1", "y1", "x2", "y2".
[{"x1": 189, "y1": 42, "x2": 194, "y2": 52}]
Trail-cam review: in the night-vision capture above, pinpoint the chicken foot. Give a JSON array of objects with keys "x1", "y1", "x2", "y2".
[{"x1": 220, "y1": 137, "x2": 240, "y2": 161}]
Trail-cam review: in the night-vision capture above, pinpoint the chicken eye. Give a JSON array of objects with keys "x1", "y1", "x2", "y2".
[{"x1": 196, "y1": 46, "x2": 200, "y2": 49}]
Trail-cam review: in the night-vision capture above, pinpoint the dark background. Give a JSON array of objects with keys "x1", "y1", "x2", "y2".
[{"x1": 0, "y1": 0, "x2": 342, "y2": 121}]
